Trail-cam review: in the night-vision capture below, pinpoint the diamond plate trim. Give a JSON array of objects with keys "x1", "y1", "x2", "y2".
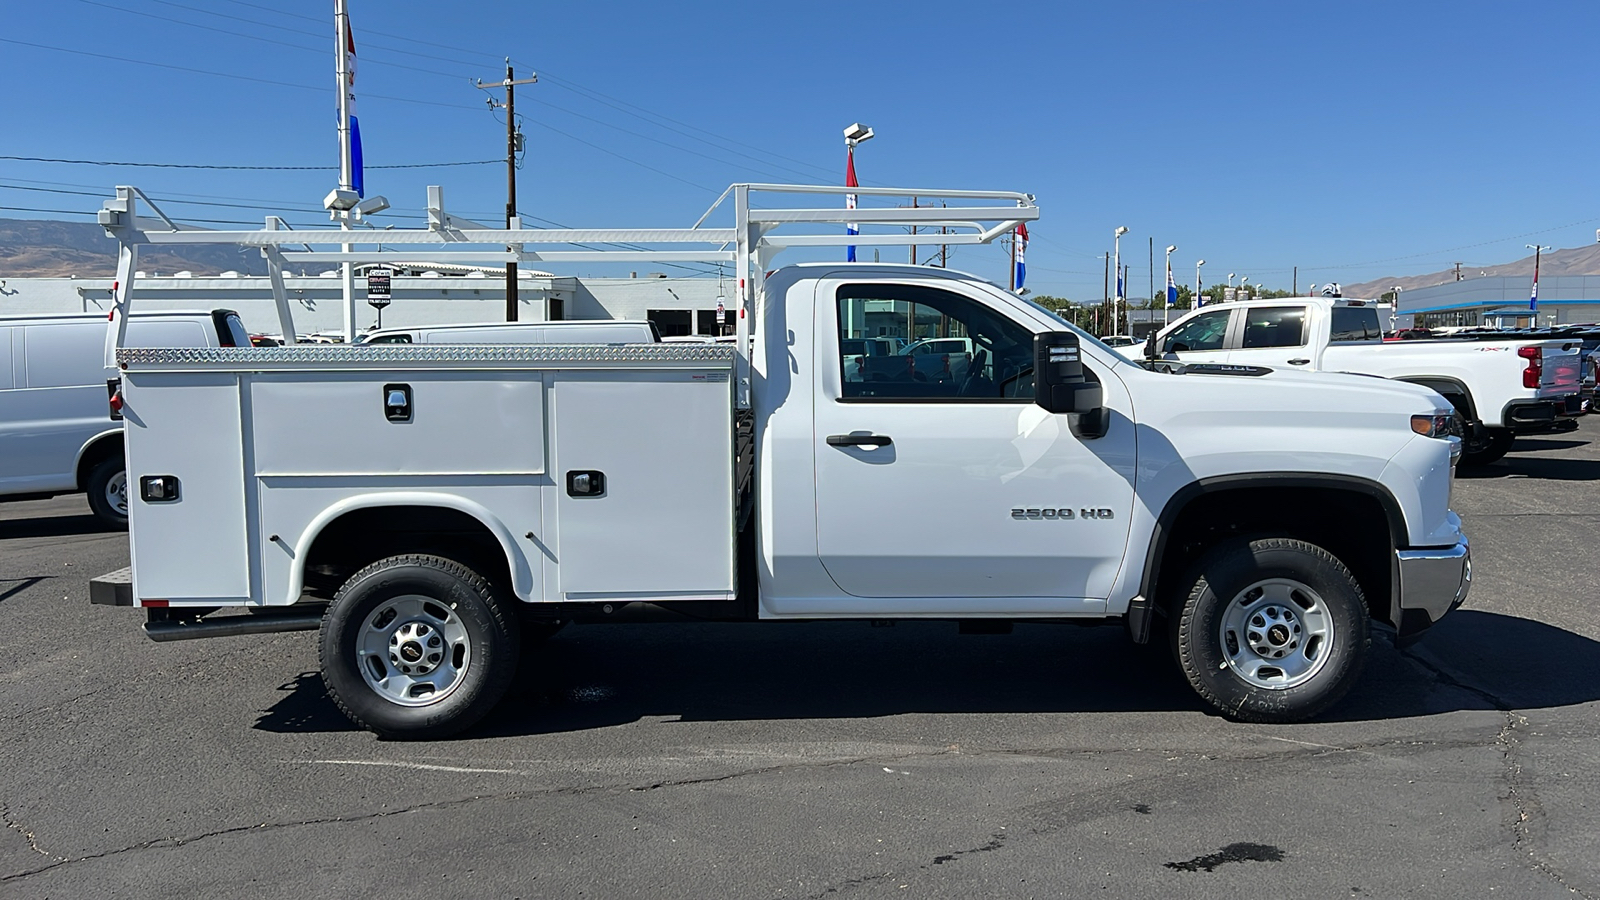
[{"x1": 117, "y1": 344, "x2": 736, "y2": 367}]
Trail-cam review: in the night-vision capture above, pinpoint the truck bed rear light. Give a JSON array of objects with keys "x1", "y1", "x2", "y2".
[
  {"x1": 107, "y1": 378, "x2": 124, "y2": 420},
  {"x1": 1518, "y1": 345, "x2": 1542, "y2": 389}
]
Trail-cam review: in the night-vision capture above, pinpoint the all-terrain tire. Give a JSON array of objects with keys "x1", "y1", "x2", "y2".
[
  {"x1": 1170, "y1": 538, "x2": 1369, "y2": 723},
  {"x1": 319, "y1": 554, "x2": 520, "y2": 739}
]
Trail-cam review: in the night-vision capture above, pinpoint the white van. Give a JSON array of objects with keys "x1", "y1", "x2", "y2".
[
  {"x1": 0, "y1": 310, "x2": 249, "y2": 528},
  {"x1": 355, "y1": 320, "x2": 660, "y2": 345}
]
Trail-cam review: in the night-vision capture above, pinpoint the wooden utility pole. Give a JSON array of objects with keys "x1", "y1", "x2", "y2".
[
  {"x1": 1102, "y1": 253, "x2": 1110, "y2": 334},
  {"x1": 477, "y1": 61, "x2": 537, "y2": 321}
]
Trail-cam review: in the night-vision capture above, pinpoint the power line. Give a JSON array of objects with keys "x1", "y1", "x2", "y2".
[
  {"x1": 67, "y1": 0, "x2": 479, "y2": 83},
  {"x1": 523, "y1": 95, "x2": 826, "y2": 185},
  {"x1": 0, "y1": 155, "x2": 497, "y2": 170},
  {"x1": 518, "y1": 119, "x2": 719, "y2": 194}
]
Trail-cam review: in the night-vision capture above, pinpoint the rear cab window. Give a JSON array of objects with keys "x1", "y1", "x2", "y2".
[
  {"x1": 1329, "y1": 306, "x2": 1383, "y2": 342},
  {"x1": 1239, "y1": 306, "x2": 1308, "y2": 349}
]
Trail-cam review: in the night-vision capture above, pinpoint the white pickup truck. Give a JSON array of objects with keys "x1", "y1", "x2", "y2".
[
  {"x1": 91, "y1": 183, "x2": 1472, "y2": 738},
  {"x1": 1152, "y1": 297, "x2": 1584, "y2": 464}
]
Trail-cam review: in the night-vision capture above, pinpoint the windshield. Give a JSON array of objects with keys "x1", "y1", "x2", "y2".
[{"x1": 1013, "y1": 295, "x2": 1133, "y2": 362}]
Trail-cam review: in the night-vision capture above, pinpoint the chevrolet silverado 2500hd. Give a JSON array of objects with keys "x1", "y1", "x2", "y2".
[{"x1": 90, "y1": 183, "x2": 1471, "y2": 738}]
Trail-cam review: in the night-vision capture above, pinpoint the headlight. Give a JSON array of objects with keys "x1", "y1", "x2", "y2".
[{"x1": 1411, "y1": 409, "x2": 1454, "y2": 438}]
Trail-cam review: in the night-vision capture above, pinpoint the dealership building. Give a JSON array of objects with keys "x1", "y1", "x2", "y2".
[{"x1": 1395, "y1": 276, "x2": 1600, "y2": 329}]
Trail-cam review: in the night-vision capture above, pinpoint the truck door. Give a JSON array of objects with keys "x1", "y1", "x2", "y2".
[
  {"x1": 1226, "y1": 305, "x2": 1313, "y2": 369},
  {"x1": 1159, "y1": 307, "x2": 1234, "y2": 365},
  {"x1": 812, "y1": 279, "x2": 1136, "y2": 606}
]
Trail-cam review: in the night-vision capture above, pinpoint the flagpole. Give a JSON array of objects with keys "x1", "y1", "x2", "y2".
[
  {"x1": 1009, "y1": 228, "x2": 1016, "y2": 291},
  {"x1": 334, "y1": 0, "x2": 355, "y2": 343},
  {"x1": 1526, "y1": 243, "x2": 1550, "y2": 319}
]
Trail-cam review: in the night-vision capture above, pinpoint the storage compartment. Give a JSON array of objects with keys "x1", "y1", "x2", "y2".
[
  {"x1": 123, "y1": 372, "x2": 251, "y2": 603},
  {"x1": 552, "y1": 371, "x2": 734, "y2": 599}
]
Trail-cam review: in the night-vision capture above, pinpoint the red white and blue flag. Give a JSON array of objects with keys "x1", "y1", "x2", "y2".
[
  {"x1": 341, "y1": 15, "x2": 365, "y2": 197},
  {"x1": 1014, "y1": 222, "x2": 1028, "y2": 290},
  {"x1": 1529, "y1": 249, "x2": 1541, "y2": 311},
  {"x1": 845, "y1": 147, "x2": 858, "y2": 262},
  {"x1": 1166, "y1": 259, "x2": 1177, "y2": 308}
]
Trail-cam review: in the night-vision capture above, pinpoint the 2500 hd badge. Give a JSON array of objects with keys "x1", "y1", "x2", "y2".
[{"x1": 1011, "y1": 508, "x2": 1115, "y2": 520}]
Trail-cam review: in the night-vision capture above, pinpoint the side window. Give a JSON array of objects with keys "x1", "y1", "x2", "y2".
[
  {"x1": 367, "y1": 333, "x2": 413, "y2": 344},
  {"x1": 1330, "y1": 307, "x2": 1382, "y2": 342},
  {"x1": 123, "y1": 320, "x2": 208, "y2": 349},
  {"x1": 1240, "y1": 307, "x2": 1308, "y2": 349},
  {"x1": 836, "y1": 284, "x2": 1035, "y2": 401},
  {"x1": 1163, "y1": 309, "x2": 1231, "y2": 353}
]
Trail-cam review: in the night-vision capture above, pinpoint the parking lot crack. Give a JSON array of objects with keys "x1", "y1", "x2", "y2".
[
  {"x1": 1401, "y1": 647, "x2": 1596, "y2": 900},
  {"x1": 0, "y1": 802, "x2": 68, "y2": 864}
]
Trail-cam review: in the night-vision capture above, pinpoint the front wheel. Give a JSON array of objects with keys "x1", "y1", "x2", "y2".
[
  {"x1": 1170, "y1": 538, "x2": 1369, "y2": 723},
  {"x1": 319, "y1": 555, "x2": 520, "y2": 739},
  {"x1": 1459, "y1": 428, "x2": 1514, "y2": 466}
]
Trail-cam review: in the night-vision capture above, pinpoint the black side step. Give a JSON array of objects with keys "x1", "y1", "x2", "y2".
[{"x1": 143, "y1": 610, "x2": 324, "y2": 643}]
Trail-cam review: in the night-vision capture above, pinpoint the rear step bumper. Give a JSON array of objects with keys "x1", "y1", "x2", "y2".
[{"x1": 89, "y1": 567, "x2": 133, "y2": 606}]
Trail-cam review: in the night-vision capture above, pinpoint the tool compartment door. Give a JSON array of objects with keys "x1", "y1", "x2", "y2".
[
  {"x1": 124, "y1": 372, "x2": 252, "y2": 602},
  {"x1": 552, "y1": 370, "x2": 734, "y2": 599}
]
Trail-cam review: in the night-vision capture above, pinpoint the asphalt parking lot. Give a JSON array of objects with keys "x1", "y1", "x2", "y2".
[{"x1": 3, "y1": 424, "x2": 1599, "y2": 899}]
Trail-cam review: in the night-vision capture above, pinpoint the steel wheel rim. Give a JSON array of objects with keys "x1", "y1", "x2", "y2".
[
  {"x1": 356, "y1": 594, "x2": 472, "y2": 707},
  {"x1": 1218, "y1": 578, "x2": 1334, "y2": 690},
  {"x1": 107, "y1": 471, "x2": 128, "y2": 516}
]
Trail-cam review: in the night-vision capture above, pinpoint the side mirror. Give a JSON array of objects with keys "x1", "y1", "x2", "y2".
[{"x1": 1034, "y1": 332, "x2": 1109, "y2": 438}]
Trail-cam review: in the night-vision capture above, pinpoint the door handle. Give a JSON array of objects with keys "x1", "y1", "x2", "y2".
[
  {"x1": 826, "y1": 433, "x2": 893, "y2": 448},
  {"x1": 1287, "y1": 358, "x2": 1310, "y2": 365}
]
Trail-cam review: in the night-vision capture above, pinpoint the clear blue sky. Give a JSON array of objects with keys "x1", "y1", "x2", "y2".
[{"x1": 3, "y1": 0, "x2": 1597, "y2": 298}]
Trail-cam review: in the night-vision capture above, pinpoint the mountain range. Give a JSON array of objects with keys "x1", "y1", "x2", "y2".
[
  {"x1": 0, "y1": 218, "x2": 268, "y2": 278},
  {"x1": 1340, "y1": 244, "x2": 1600, "y2": 299}
]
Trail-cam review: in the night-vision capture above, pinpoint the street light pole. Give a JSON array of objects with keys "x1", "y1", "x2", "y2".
[
  {"x1": 1195, "y1": 259, "x2": 1206, "y2": 309},
  {"x1": 1240, "y1": 276, "x2": 1250, "y2": 299},
  {"x1": 1113, "y1": 226, "x2": 1128, "y2": 335}
]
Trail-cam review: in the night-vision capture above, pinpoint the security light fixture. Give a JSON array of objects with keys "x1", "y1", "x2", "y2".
[
  {"x1": 355, "y1": 195, "x2": 391, "y2": 217},
  {"x1": 323, "y1": 189, "x2": 360, "y2": 212},
  {"x1": 843, "y1": 123, "x2": 875, "y2": 145}
]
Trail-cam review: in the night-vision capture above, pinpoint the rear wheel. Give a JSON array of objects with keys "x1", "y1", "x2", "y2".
[
  {"x1": 319, "y1": 554, "x2": 519, "y2": 739},
  {"x1": 1170, "y1": 538, "x2": 1369, "y2": 723},
  {"x1": 84, "y1": 456, "x2": 128, "y2": 530},
  {"x1": 1459, "y1": 427, "x2": 1514, "y2": 466}
]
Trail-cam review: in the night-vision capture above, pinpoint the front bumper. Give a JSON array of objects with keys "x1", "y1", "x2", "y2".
[{"x1": 1393, "y1": 537, "x2": 1471, "y2": 642}]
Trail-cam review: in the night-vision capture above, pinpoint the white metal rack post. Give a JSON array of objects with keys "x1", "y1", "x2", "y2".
[{"x1": 99, "y1": 182, "x2": 1038, "y2": 407}]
